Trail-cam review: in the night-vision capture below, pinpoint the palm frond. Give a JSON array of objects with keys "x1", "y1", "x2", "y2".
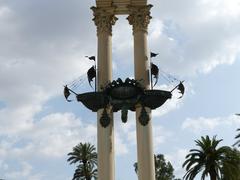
[
  {"x1": 183, "y1": 135, "x2": 240, "y2": 180},
  {"x1": 68, "y1": 142, "x2": 98, "y2": 180}
]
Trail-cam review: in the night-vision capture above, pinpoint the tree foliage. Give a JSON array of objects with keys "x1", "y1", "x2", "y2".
[
  {"x1": 67, "y1": 142, "x2": 97, "y2": 180},
  {"x1": 183, "y1": 135, "x2": 240, "y2": 180},
  {"x1": 233, "y1": 128, "x2": 240, "y2": 147},
  {"x1": 154, "y1": 154, "x2": 175, "y2": 180},
  {"x1": 134, "y1": 154, "x2": 180, "y2": 180},
  {"x1": 221, "y1": 148, "x2": 240, "y2": 180}
]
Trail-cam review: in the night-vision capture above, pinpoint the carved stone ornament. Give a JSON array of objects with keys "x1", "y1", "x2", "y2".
[
  {"x1": 127, "y1": 5, "x2": 153, "y2": 33},
  {"x1": 139, "y1": 106, "x2": 150, "y2": 126},
  {"x1": 91, "y1": 7, "x2": 118, "y2": 35},
  {"x1": 100, "y1": 108, "x2": 111, "y2": 128}
]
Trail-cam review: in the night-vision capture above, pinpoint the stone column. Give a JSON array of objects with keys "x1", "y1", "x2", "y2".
[
  {"x1": 127, "y1": 5, "x2": 156, "y2": 180},
  {"x1": 92, "y1": 7, "x2": 117, "y2": 180}
]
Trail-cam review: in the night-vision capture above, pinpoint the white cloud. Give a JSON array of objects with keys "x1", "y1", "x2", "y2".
[
  {"x1": 0, "y1": 113, "x2": 97, "y2": 161},
  {"x1": 0, "y1": 107, "x2": 36, "y2": 134},
  {"x1": 4, "y1": 162, "x2": 44, "y2": 180},
  {"x1": 115, "y1": 132, "x2": 129, "y2": 155},
  {"x1": 0, "y1": 112, "x2": 97, "y2": 179},
  {"x1": 0, "y1": 0, "x2": 240, "y2": 179},
  {"x1": 1, "y1": 0, "x2": 238, "y2": 142},
  {"x1": 202, "y1": 0, "x2": 240, "y2": 17},
  {"x1": 165, "y1": 148, "x2": 188, "y2": 178},
  {"x1": 182, "y1": 115, "x2": 240, "y2": 133},
  {"x1": 149, "y1": 19, "x2": 164, "y2": 40},
  {"x1": 152, "y1": 97, "x2": 180, "y2": 117},
  {"x1": 0, "y1": 0, "x2": 95, "y2": 140},
  {"x1": 0, "y1": 0, "x2": 95, "y2": 104},
  {"x1": 0, "y1": 160, "x2": 8, "y2": 171},
  {"x1": 113, "y1": 111, "x2": 174, "y2": 157},
  {"x1": 113, "y1": 16, "x2": 133, "y2": 54},
  {"x1": 114, "y1": 112, "x2": 136, "y2": 155},
  {"x1": 0, "y1": 6, "x2": 11, "y2": 18},
  {"x1": 153, "y1": 125, "x2": 173, "y2": 152},
  {"x1": 152, "y1": 83, "x2": 188, "y2": 118},
  {"x1": 114, "y1": 111, "x2": 174, "y2": 155},
  {"x1": 146, "y1": 0, "x2": 240, "y2": 76}
]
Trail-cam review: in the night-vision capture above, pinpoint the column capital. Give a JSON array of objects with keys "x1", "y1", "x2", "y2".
[
  {"x1": 91, "y1": 7, "x2": 118, "y2": 36},
  {"x1": 127, "y1": 5, "x2": 153, "y2": 33}
]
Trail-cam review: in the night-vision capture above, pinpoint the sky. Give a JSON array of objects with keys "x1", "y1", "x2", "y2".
[{"x1": 0, "y1": 0, "x2": 240, "y2": 179}]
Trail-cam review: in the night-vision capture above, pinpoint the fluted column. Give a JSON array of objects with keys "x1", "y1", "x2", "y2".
[
  {"x1": 127, "y1": 5, "x2": 156, "y2": 180},
  {"x1": 92, "y1": 7, "x2": 117, "y2": 180}
]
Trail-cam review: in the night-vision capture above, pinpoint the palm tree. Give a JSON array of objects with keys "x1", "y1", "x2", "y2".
[
  {"x1": 67, "y1": 142, "x2": 97, "y2": 180},
  {"x1": 72, "y1": 163, "x2": 97, "y2": 180},
  {"x1": 221, "y1": 148, "x2": 240, "y2": 180},
  {"x1": 233, "y1": 128, "x2": 240, "y2": 147},
  {"x1": 234, "y1": 114, "x2": 240, "y2": 147},
  {"x1": 183, "y1": 135, "x2": 239, "y2": 180}
]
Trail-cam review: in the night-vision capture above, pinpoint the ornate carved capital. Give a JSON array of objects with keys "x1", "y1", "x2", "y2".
[
  {"x1": 91, "y1": 7, "x2": 118, "y2": 36},
  {"x1": 127, "y1": 5, "x2": 153, "y2": 33}
]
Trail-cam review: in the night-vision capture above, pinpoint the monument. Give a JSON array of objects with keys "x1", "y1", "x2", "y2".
[
  {"x1": 64, "y1": 0, "x2": 184, "y2": 180},
  {"x1": 92, "y1": 1, "x2": 156, "y2": 180}
]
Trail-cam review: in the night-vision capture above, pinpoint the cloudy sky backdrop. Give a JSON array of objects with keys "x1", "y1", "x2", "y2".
[{"x1": 0, "y1": 0, "x2": 240, "y2": 179}]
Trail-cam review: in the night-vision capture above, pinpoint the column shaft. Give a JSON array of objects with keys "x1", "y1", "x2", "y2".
[
  {"x1": 92, "y1": 7, "x2": 117, "y2": 180},
  {"x1": 128, "y1": 5, "x2": 156, "y2": 180},
  {"x1": 97, "y1": 34, "x2": 114, "y2": 180}
]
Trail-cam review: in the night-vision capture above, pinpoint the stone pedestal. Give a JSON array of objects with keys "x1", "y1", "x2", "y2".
[{"x1": 92, "y1": 7, "x2": 117, "y2": 180}]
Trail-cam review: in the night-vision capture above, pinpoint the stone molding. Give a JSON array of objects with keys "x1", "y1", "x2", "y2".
[
  {"x1": 127, "y1": 5, "x2": 152, "y2": 33},
  {"x1": 91, "y1": 7, "x2": 118, "y2": 35}
]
